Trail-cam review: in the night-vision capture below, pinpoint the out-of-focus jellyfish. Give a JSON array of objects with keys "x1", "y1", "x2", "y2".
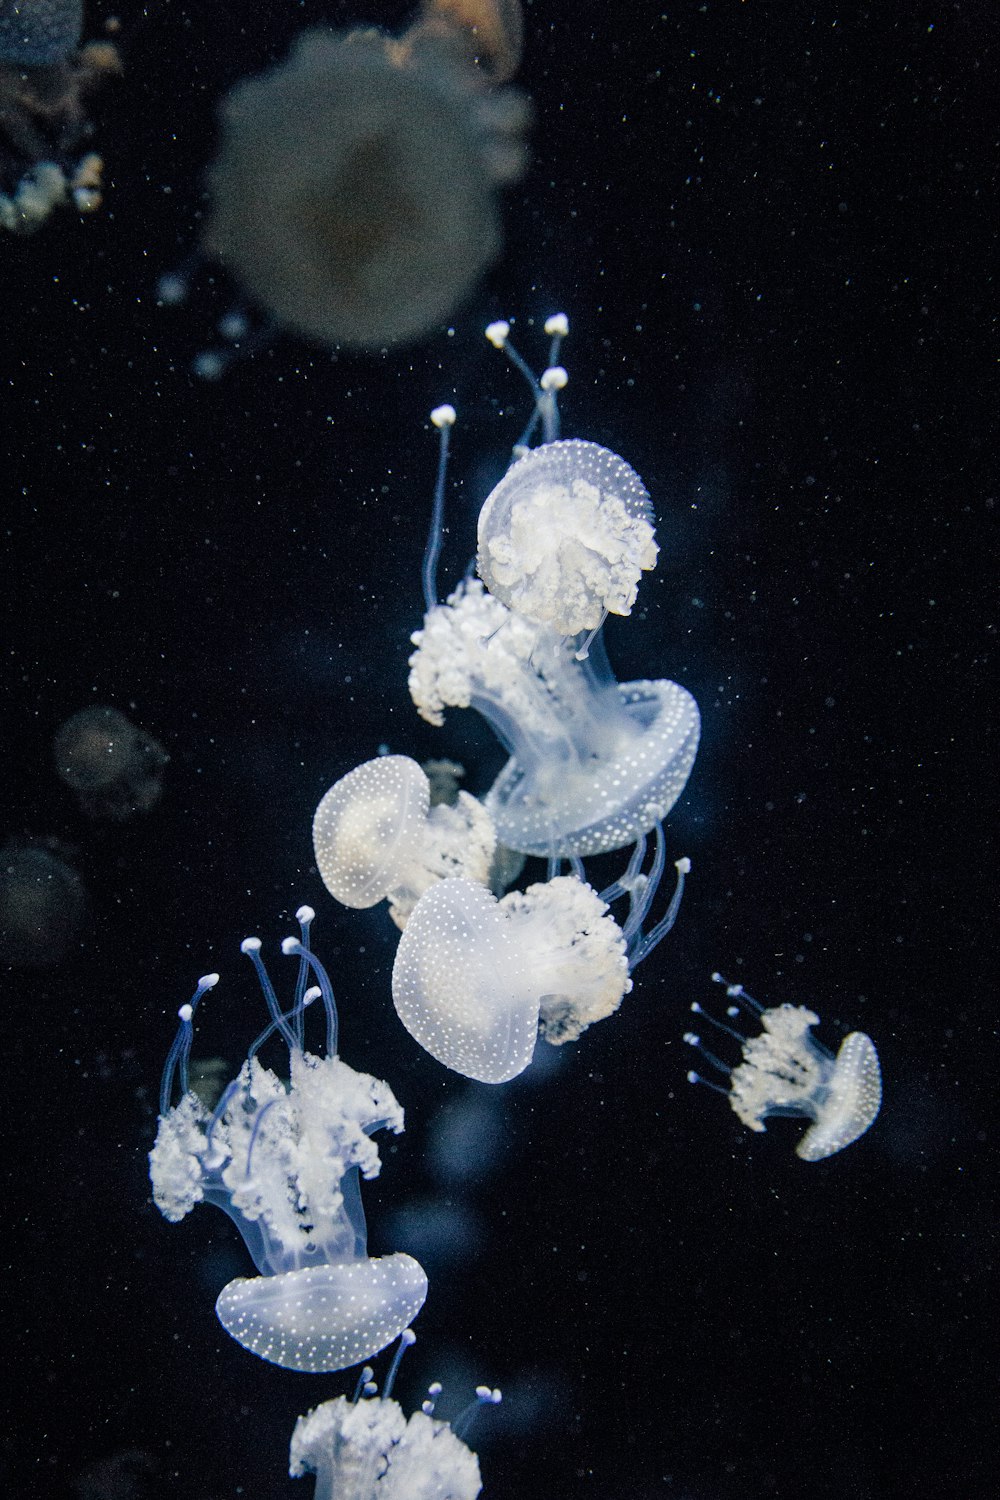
[
  {"x1": 200, "y1": 0, "x2": 530, "y2": 351},
  {"x1": 54, "y1": 705, "x2": 168, "y2": 819},
  {"x1": 684, "y1": 973, "x2": 882, "y2": 1161},
  {"x1": 290, "y1": 1334, "x2": 499, "y2": 1500},
  {"x1": 392, "y1": 845, "x2": 690, "y2": 1082},
  {"x1": 0, "y1": 1, "x2": 120, "y2": 232},
  {"x1": 0, "y1": 835, "x2": 86, "y2": 966},
  {"x1": 409, "y1": 319, "x2": 700, "y2": 859},
  {"x1": 149, "y1": 906, "x2": 428, "y2": 1371},
  {"x1": 313, "y1": 754, "x2": 495, "y2": 930}
]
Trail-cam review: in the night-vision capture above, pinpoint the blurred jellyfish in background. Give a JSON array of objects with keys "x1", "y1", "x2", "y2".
[
  {"x1": 685, "y1": 973, "x2": 882, "y2": 1161},
  {"x1": 0, "y1": 0, "x2": 120, "y2": 231},
  {"x1": 0, "y1": 834, "x2": 86, "y2": 966},
  {"x1": 290, "y1": 1335, "x2": 499, "y2": 1500},
  {"x1": 199, "y1": 0, "x2": 530, "y2": 351},
  {"x1": 54, "y1": 705, "x2": 168, "y2": 820},
  {"x1": 149, "y1": 907, "x2": 428, "y2": 1372}
]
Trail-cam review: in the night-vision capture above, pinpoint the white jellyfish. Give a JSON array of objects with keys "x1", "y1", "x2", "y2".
[
  {"x1": 148, "y1": 907, "x2": 427, "y2": 1372},
  {"x1": 684, "y1": 973, "x2": 882, "y2": 1161},
  {"x1": 290, "y1": 1333, "x2": 499, "y2": 1500},
  {"x1": 391, "y1": 840, "x2": 690, "y2": 1082},
  {"x1": 477, "y1": 439, "x2": 659, "y2": 638},
  {"x1": 313, "y1": 754, "x2": 495, "y2": 931},
  {"x1": 409, "y1": 320, "x2": 700, "y2": 859}
]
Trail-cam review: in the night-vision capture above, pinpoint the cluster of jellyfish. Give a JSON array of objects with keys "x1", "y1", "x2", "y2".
[{"x1": 147, "y1": 302, "x2": 881, "y2": 1493}]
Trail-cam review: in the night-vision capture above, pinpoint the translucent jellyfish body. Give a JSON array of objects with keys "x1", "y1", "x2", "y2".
[
  {"x1": 291, "y1": 1376, "x2": 494, "y2": 1500},
  {"x1": 149, "y1": 908, "x2": 427, "y2": 1371},
  {"x1": 685, "y1": 975, "x2": 882, "y2": 1161},
  {"x1": 313, "y1": 755, "x2": 495, "y2": 930},
  {"x1": 204, "y1": 7, "x2": 529, "y2": 350},
  {"x1": 0, "y1": 836, "x2": 86, "y2": 967},
  {"x1": 477, "y1": 439, "x2": 658, "y2": 637},
  {"x1": 0, "y1": 0, "x2": 82, "y2": 66},
  {"x1": 392, "y1": 850, "x2": 689, "y2": 1082},
  {"x1": 409, "y1": 577, "x2": 700, "y2": 857},
  {"x1": 54, "y1": 705, "x2": 168, "y2": 819}
]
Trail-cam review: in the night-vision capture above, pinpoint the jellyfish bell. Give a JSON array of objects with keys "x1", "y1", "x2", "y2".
[
  {"x1": 477, "y1": 439, "x2": 659, "y2": 638},
  {"x1": 203, "y1": 14, "x2": 530, "y2": 352},
  {"x1": 54, "y1": 704, "x2": 168, "y2": 819},
  {"x1": 148, "y1": 908, "x2": 428, "y2": 1372},
  {"x1": 313, "y1": 754, "x2": 495, "y2": 930},
  {"x1": 412, "y1": 0, "x2": 524, "y2": 83},
  {"x1": 0, "y1": 0, "x2": 83, "y2": 66},
  {"x1": 409, "y1": 577, "x2": 700, "y2": 858},
  {"x1": 685, "y1": 974, "x2": 883, "y2": 1161}
]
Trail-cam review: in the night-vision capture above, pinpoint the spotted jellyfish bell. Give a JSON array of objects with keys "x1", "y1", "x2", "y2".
[
  {"x1": 313, "y1": 754, "x2": 495, "y2": 931},
  {"x1": 392, "y1": 834, "x2": 691, "y2": 1082},
  {"x1": 290, "y1": 1329, "x2": 500, "y2": 1500},
  {"x1": 148, "y1": 906, "x2": 428, "y2": 1372},
  {"x1": 684, "y1": 972, "x2": 882, "y2": 1161}
]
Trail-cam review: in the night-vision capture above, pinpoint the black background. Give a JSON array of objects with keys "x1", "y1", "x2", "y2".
[{"x1": 0, "y1": 2, "x2": 994, "y2": 1497}]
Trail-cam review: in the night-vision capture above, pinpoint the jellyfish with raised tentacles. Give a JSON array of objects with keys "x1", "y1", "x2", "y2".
[
  {"x1": 313, "y1": 754, "x2": 495, "y2": 931},
  {"x1": 391, "y1": 843, "x2": 691, "y2": 1082},
  {"x1": 0, "y1": 0, "x2": 120, "y2": 232},
  {"x1": 148, "y1": 907, "x2": 428, "y2": 1372},
  {"x1": 684, "y1": 973, "x2": 882, "y2": 1161},
  {"x1": 196, "y1": 0, "x2": 529, "y2": 354},
  {"x1": 409, "y1": 318, "x2": 700, "y2": 859},
  {"x1": 290, "y1": 1330, "x2": 499, "y2": 1499},
  {"x1": 54, "y1": 705, "x2": 168, "y2": 820}
]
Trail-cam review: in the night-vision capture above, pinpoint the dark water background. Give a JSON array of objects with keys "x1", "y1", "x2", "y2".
[{"x1": 0, "y1": 2, "x2": 994, "y2": 1497}]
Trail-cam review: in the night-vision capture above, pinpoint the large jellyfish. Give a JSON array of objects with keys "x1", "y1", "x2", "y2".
[
  {"x1": 203, "y1": 0, "x2": 529, "y2": 350},
  {"x1": 313, "y1": 754, "x2": 495, "y2": 930},
  {"x1": 0, "y1": 0, "x2": 120, "y2": 232},
  {"x1": 149, "y1": 907, "x2": 428, "y2": 1372},
  {"x1": 684, "y1": 973, "x2": 882, "y2": 1161},
  {"x1": 392, "y1": 843, "x2": 691, "y2": 1082},
  {"x1": 409, "y1": 320, "x2": 700, "y2": 859},
  {"x1": 54, "y1": 705, "x2": 168, "y2": 819},
  {"x1": 290, "y1": 1333, "x2": 498, "y2": 1499}
]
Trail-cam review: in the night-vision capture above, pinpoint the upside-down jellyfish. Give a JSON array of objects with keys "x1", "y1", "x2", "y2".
[
  {"x1": 54, "y1": 705, "x2": 168, "y2": 819},
  {"x1": 313, "y1": 755, "x2": 495, "y2": 930},
  {"x1": 684, "y1": 973, "x2": 882, "y2": 1161},
  {"x1": 204, "y1": 1, "x2": 529, "y2": 349},
  {"x1": 0, "y1": 0, "x2": 119, "y2": 232},
  {"x1": 149, "y1": 907, "x2": 427, "y2": 1371},
  {"x1": 291, "y1": 1334, "x2": 499, "y2": 1500}
]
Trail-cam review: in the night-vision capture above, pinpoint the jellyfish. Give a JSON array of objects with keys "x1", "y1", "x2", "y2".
[
  {"x1": 53, "y1": 705, "x2": 168, "y2": 819},
  {"x1": 0, "y1": 835, "x2": 86, "y2": 967},
  {"x1": 409, "y1": 322, "x2": 700, "y2": 859},
  {"x1": 684, "y1": 973, "x2": 882, "y2": 1161},
  {"x1": 0, "y1": 1, "x2": 120, "y2": 232},
  {"x1": 313, "y1": 754, "x2": 495, "y2": 931},
  {"x1": 148, "y1": 906, "x2": 428, "y2": 1372},
  {"x1": 200, "y1": 0, "x2": 530, "y2": 351},
  {"x1": 392, "y1": 841, "x2": 690, "y2": 1082},
  {"x1": 290, "y1": 1332, "x2": 498, "y2": 1500}
]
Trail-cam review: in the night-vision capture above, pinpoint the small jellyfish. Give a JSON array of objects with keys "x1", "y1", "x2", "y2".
[
  {"x1": 684, "y1": 973, "x2": 882, "y2": 1161},
  {"x1": 0, "y1": 835, "x2": 86, "y2": 967},
  {"x1": 290, "y1": 1334, "x2": 498, "y2": 1500},
  {"x1": 392, "y1": 843, "x2": 690, "y2": 1082},
  {"x1": 149, "y1": 907, "x2": 428, "y2": 1372},
  {"x1": 0, "y1": 1, "x2": 120, "y2": 232},
  {"x1": 477, "y1": 440, "x2": 659, "y2": 638},
  {"x1": 54, "y1": 705, "x2": 168, "y2": 820},
  {"x1": 409, "y1": 320, "x2": 700, "y2": 859},
  {"x1": 202, "y1": 1, "x2": 530, "y2": 350},
  {"x1": 313, "y1": 754, "x2": 495, "y2": 931}
]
